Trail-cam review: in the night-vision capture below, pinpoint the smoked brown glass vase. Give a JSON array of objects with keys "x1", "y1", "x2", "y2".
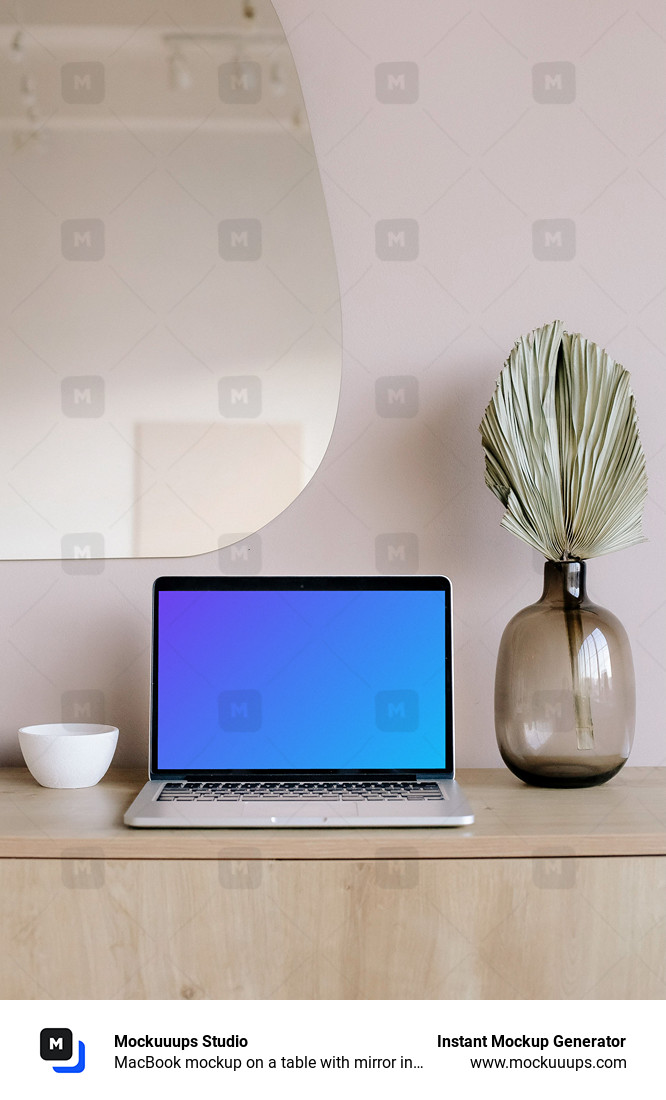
[{"x1": 495, "y1": 560, "x2": 635, "y2": 788}]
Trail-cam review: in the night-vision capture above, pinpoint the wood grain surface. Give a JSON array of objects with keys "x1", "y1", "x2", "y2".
[
  {"x1": 2, "y1": 767, "x2": 665, "y2": 999},
  {"x1": 1, "y1": 855, "x2": 665, "y2": 999},
  {"x1": 1, "y1": 766, "x2": 665, "y2": 858}
]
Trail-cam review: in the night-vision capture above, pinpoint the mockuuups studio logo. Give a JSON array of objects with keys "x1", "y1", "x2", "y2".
[
  {"x1": 219, "y1": 534, "x2": 262, "y2": 575},
  {"x1": 61, "y1": 533, "x2": 105, "y2": 574},
  {"x1": 375, "y1": 219, "x2": 419, "y2": 260},
  {"x1": 532, "y1": 219, "x2": 576, "y2": 260},
  {"x1": 376, "y1": 376, "x2": 418, "y2": 418},
  {"x1": 61, "y1": 376, "x2": 105, "y2": 417},
  {"x1": 532, "y1": 847, "x2": 577, "y2": 890},
  {"x1": 375, "y1": 62, "x2": 419, "y2": 104},
  {"x1": 219, "y1": 61, "x2": 262, "y2": 103},
  {"x1": 62, "y1": 689, "x2": 105, "y2": 727},
  {"x1": 219, "y1": 376, "x2": 262, "y2": 417},
  {"x1": 374, "y1": 847, "x2": 419, "y2": 889},
  {"x1": 218, "y1": 847, "x2": 263, "y2": 889},
  {"x1": 375, "y1": 533, "x2": 419, "y2": 574},
  {"x1": 61, "y1": 847, "x2": 105, "y2": 890},
  {"x1": 61, "y1": 62, "x2": 105, "y2": 104},
  {"x1": 375, "y1": 690, "x2": 419, "y2": 732},
  {"x1": 61, "y1": 219, "x2": 105, "y2": 260},
  {"x1": 532, "y1": 689, "x2": 574, "y2": 732},
  {"x1": 532, "y1": 62, "x2": 576, "y2": 104},
  {"x1": 40, "y1": 1028, "x2": 86, "y2": 1074},
  {"x1": 218, "y1": 219, "x2": 262, "y2": 260},
  {"x1": 219, "y1": 689, "x2": 262, "y2": 732}
]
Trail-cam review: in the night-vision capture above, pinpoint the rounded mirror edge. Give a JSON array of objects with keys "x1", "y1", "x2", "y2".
[{"x1": 0, "y1": 0, "x2": 342, "y2": 561}]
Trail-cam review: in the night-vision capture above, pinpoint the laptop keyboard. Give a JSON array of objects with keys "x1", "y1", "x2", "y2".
[{"x1": 157, "y1": 780, "x2": 445, "y2": 802}]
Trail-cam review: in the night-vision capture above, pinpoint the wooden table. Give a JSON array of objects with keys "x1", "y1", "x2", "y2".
[{"x1": 1, "y1": 766, "x2": 665, "y2": 999}]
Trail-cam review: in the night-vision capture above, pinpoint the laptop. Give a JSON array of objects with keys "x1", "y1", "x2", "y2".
[{"x1": 124, "y1": 575, "x2": 474, "y2": 827}]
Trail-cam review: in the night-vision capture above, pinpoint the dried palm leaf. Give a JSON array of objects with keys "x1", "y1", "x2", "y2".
[
  {"x1": 480, "y1": 320, "x2": 647, "y2": 750},
  {"x1": 479, "y1": 319, "x2": 647, "y2": 560}
]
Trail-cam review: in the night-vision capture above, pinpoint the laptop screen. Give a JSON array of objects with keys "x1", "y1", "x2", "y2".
[{"x1": 151, "y1": 577, "x2": 453, "y2": 776}]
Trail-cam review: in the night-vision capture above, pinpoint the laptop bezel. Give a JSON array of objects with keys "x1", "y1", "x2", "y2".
[{"x1": 149, "y1": 575, "x2": 455, "y2": 781}]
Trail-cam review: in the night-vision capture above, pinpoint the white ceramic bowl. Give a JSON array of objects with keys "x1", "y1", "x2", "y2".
[{"x1": 18, "y1": 723, "x2": 119, "y2": 789}]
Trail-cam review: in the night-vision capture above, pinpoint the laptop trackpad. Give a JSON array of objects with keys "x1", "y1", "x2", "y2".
[{"x1": 241, "y1": 801, "x2": 359, "y2": 822}]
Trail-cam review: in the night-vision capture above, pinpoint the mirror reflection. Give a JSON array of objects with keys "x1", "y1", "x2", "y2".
[{"x1": 0, "y1": 0, "x2": 341, "y2": 558}]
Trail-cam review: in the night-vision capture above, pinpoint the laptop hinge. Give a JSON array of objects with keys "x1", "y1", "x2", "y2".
[{"x1": 179, "y1": 771, "x2": 426, "y2": 782}]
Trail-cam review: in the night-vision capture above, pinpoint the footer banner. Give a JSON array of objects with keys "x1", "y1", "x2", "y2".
[{"x1": 3, "y1": 999, "x2": 658, "y2": 1098}]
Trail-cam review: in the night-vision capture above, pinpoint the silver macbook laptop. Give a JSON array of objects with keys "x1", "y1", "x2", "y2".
[{"x1": 124, "y1": 575, "x2": 474, "y2": 827}]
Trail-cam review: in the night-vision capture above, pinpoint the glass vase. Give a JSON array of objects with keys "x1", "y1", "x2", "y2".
[{"x1": 495, "y1": 560, "x2": 635, "y2": 788}]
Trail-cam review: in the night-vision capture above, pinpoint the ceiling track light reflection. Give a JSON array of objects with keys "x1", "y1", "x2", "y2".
[
  {"x1": 162, "y1": 29, "x2": 290, "y2": 99},
  {"x1": 8, "y1": 25, "x2": 45, "y2": 151},
  {"x1": 10, "y1": 29, "x2": 24, "y2": 62},
  {"x1": 168, "y1": 45, "x2": 193, "y2": 91},
  {"x1": 162, "y1": 30, "x2": 286, "y2": 50}
]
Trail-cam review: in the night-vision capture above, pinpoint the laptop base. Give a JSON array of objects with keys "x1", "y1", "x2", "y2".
[{"x1": 124, "y1": 778, "x2": 474, "y2": 827}]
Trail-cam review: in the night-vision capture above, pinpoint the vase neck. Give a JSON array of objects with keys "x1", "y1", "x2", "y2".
[{"x1": 540, "y1": 560, "x2": 588, "y2": 606}]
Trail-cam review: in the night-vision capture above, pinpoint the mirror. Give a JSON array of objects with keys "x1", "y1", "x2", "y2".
[{"x1": 0, "y1": 0, "x2": 341, "y2": 558}]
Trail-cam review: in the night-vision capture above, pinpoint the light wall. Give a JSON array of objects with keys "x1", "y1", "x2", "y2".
[{"x1": 1, "y1": 0, "x2": 664, "y2": 768}]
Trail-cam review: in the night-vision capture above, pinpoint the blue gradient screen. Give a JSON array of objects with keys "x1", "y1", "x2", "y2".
[{"x1": 156, "y1": 588, "x2": 448, "y2": 771}]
